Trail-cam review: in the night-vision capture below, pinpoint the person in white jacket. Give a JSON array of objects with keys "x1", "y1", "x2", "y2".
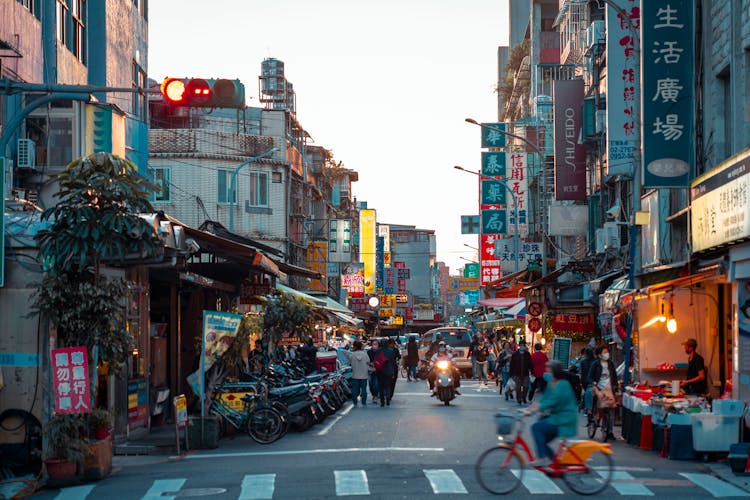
[{"x1": 346, "y1": 340, "x2": 372, "y2": 407}]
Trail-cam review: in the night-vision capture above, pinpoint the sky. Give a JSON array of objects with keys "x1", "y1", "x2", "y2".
[{"x1": 148, "y1": 0, "x2": 509, "y2": 274}]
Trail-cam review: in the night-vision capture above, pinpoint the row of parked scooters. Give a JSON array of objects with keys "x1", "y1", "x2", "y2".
[{"x1": 210, "y1": 359, "x2": 352, "y2": 444}]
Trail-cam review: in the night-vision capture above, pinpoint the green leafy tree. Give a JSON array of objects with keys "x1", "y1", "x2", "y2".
[
  {"x1": 32, "y1": 152, "x2": 162, "y2": 369},
  {"x1": 263, "y1": 292, "x2": 315, "y2": 345}
]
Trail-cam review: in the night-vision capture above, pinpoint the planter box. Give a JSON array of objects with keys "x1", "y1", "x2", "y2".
[
  {"x1": 187, "y1": 416, "x2": 220, "y2": 449},
  {"x1": 83, "y1": 437, "x2": 112, "y2": 480}
]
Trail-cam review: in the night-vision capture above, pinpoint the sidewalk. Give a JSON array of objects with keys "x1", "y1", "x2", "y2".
[{"x1": 112, "y1": 424, "x2": 185, "y2": 468}]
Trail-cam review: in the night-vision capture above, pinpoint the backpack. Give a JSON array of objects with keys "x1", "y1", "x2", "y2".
[{"x1": 372, "y1": 351, "x2": 387, "y2": 372}]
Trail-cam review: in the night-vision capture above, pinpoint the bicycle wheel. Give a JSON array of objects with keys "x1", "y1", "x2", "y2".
[
  {"x1": 562, "y1": 446, "x2": 614, "y2": 495},
  {"x1": 247, "y1": 407, "x2": 283, "y2": 444},
  {"x1": 475, "y1": 445, "x2": 524, "y2": 495},
  {"x1": 586, "y1": 413, "x2": 597, "y2": 439}
]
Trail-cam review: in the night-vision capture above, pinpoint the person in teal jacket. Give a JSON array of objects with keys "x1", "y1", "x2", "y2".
[{"x1": 525, "y1": 360, "x2": 578, "y2": 466}]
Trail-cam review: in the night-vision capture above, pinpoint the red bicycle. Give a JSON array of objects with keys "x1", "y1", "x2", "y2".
[{"x1": 475, "y1": 411, "x2": 614, "y2": 495}]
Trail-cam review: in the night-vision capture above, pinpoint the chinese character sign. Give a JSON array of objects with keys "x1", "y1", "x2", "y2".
[
  {"x1": 494, "y1": 240, "x2": 543, "y2": 273},
  {"x1": 553, "y1": 79, "x2": 586, "y2": 200},
  {"x1": 480, "y1": 233, "x2": 502, "y2": 286},
  {"x1": 481, "y1": 180, "x2": 508, "y2": 206},
  {"x1": 52, "y1": 346, "x2": 90, "y2": 414},
  {"x1": 642, "y1": 1, "x2": 694, "y2": 188},
  {"x1": 481, "y1": 152, "x2": 506, "y2": 176},
  {"x1": 328, "y1": 219, "x2": 352, "y2": 263},
  {"x1": 606, "y1": 0, "x2": 640, "y2": 175},
  {"x1": 506, "y1": 152, "x2": 529, "y2": 237},
  {"x1": 482, "y1": 209, "x2": 507, "y2": 234},
  {"x1": 480, "y1": 123, "x2": 506, "y2": 148}
]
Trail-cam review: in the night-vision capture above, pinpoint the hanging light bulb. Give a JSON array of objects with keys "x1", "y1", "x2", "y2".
[{"x1": 666, "y1": 296, "x2": 677, "y2": 333}]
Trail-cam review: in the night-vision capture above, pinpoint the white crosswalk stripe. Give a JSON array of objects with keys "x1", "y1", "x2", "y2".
[
  {"x1": 511, "y1": 468, "x2": 564, "y2": 494},
  {"x1": 240, "y1": 474, "x2": 276, "y2": 499},
  {"x1": 54, "y1": 484, "x2": 95, "y2": 499},
  {"x1": 423, "y1": 469, "x2": 468, "y2": 494},
  {"x1": 334, "y1": 470, "x2": 370, "y2": 496},
  {"x1": 609, "y1": 471, "x2": 655, "y2": 496},
  {"x1": 679, "y1": 473, "x2": 750, "y2": 497},
  {"x1": 141, "y1": 478, "x2": 186, "y2": 500},
  {"x1": 47, "y1": 467, "x2": 750, "y2": 498}
]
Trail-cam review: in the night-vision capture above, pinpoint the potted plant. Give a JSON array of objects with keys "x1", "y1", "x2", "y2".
[
  {"x1": 88, "y1": 408, "x2": 113, "y2": 440},
  {"x1": 44, "y1": 414, "x2": 86, "y2": 481}
]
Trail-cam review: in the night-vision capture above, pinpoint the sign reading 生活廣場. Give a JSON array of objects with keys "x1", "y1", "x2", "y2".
[
  {"x1": 641, "y1": 1, "x2": 694, "y2": 188},
  {"x1": 691, "y1": 149, "x2": 750, "y2": 253},
  {"x1": 51, "y1": 346, "x2": 90, "y2": 414}
]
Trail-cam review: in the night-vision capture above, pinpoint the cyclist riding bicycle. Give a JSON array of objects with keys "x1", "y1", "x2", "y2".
[{"x1": 523, "y1": 360, "x2": 578, "y2": 466}]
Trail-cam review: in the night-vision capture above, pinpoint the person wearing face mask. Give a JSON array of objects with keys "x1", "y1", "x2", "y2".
[
  {"x1": 679, "y1": 338, "x2": 707, "y2": 395},
  {"x1": 524, "y1": 360, "x2": 578, "y2": 467},
  {"x1": 427, "y1": 341, "x2": 461, "y2": 394},
  {"x1": 509, "y1": 339, "x2": 533, "y2": 404},
  {"x1": 588, "y1": 345, "x2": 618, "y2": 440}
]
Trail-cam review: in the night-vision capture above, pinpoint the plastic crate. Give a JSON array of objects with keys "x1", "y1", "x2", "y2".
[
  {"x1": 713, "y1": 399, "x2": 745, "y2": 417},
  {"x1": 690, "y1": 414, "x2": 740, "y2": 452},
  {"x1": 667, "y1": 413, "x2": 692, "y2": 426}
]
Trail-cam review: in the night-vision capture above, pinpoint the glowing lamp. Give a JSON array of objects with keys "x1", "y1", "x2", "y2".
[{"x1": 666, "y1": 318, "x2": 678, "y2": 334}]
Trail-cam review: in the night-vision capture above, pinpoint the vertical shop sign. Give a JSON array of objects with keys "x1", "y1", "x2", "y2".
[
  {"x1": 375, "y1": 236, "x2": 385, "y2": 293},
  {"x1": 507, "y1": 152, "x2": 528, "y2": 237},
  {"x1": 360, "y1": 209, "x2": 377, "y2": 295},
  {"x1": 328, "y1": 219, "x2": 352, "y2": 263},
  {"x1": 606, "y1": 0, "x2": 640, "y2": 175},
  {"x1": 480, "y1": 123, "x2": 506, "y2": 148},
  {"x1": 481, "y1": 179, "x2": 508, "y2": 206},
  {"x1": 127, "y1": 378, "x2": 148, "y2": 430},
  {"x1": 481, "y1": 151, "x2": 506, "y2": 177},
  {"x1": 51, "y1": 346, "x2": 90, "y2": 414},
  {"x1": 553, "y1": 79, "x2": 586, "y2": 200},
  {"x1": 480, "y1": 234, "x2": 502, "y2": 286},
  {"x1": 641, "y1": 1, "x2": 694, "y2": 187}
]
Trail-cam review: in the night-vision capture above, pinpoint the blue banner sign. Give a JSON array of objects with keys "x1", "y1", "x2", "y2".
[
  {"x1": 481, "y1": 123, "x2": 506, "y2": 148},
  {"x1": 482, "y1": 209, "x2": 507, "y2": 234},
  {"x1": 481, "y1": 180, "x2": 508, "y2": 205},
  {"x1": 481, "y1": 152, "x2": 506, "y2": 177}
]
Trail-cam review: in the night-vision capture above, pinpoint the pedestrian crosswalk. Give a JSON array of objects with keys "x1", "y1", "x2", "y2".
[{"x1": 51, "y1": 469, "x2": 749, "y2": 498}]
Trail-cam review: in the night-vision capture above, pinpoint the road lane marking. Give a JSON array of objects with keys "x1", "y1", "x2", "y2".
[
  {"x1": 396, "y1": 392, "x2": 499, "y2": 398},
  {"x1": 182, "y1": 447, "x2": 445, "y2": 460},
  {"x1": 511, "y1": 469, "x2": 563, "y2": 494},
  {"x1": 335, "y1": 470, "x2": 370, "y2": 496},
  {"x1": 423, "y1": 469, "x2": 468, "y2": 494},
  {"x1": 679, "y1": 473, "x2": 750, "y2": 497},
  {"x1": 610, "y1": 471, "x2": 655, "y2": 495},
  {"x1": 239, "y1": 474, "x2": 276, "y2": 499},
  {"x1": 141, "y1": 478, "x2": 186, "y2": 500},
  {"x1": 317, "y1": 402, "x2": 354, "y2": 436},
  {"x1": 55, "y1": 485, "x2": 95, "y2": 499}
]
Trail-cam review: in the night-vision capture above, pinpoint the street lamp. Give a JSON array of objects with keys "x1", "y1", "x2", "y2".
[
  {"x1": 228, "y1": 147, "x2": 279, "y2": 233},
  {"x1": 459, "y1": 256, "x2": 478, "y2": 264},
  {"x1": 463, "y1": 243, "x2": 479, "y2": 251},
  {"x1": 454, "y1": 165, "x2": 519, "y2": 273}
]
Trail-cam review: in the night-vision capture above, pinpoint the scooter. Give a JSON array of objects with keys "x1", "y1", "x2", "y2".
[{"x1": 434, "y1": 359, "x2": 458, "y2": 406}]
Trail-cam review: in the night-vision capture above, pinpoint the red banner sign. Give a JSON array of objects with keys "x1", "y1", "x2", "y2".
[
  {"x1": 51, "y1": 346, "x2": 91, "y2": 414},
  {"x1": 551, "y1": 313, "x2": 595, "y2": 333}
]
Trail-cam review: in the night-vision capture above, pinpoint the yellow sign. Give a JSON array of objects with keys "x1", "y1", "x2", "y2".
[
  {"x1": 306, "y1": 242, "x2": 328, "y2": 292},
  {"x1": 360, "y1": 209, "x2": 377, "y2": 295},
  {"x1": 379, "y1": 308, "x2": 394, "y2": 317},
  {"x1": 393, "y1": 316, "x2": 403, "y2": 325},
  {"x1": 220, "y1": 391, "x2": 254, "y2": 411}
]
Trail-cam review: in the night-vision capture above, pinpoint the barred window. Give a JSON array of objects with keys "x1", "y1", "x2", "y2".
[
  {"x1": 149, "y1": 167, "x2": 171, "y2": 203},
  {"x1": 217, "y1": 169, "x2": 236, "y2": 204},
  {"x1": 248, "y1": 171, "x2": 268, "y2": 207}
]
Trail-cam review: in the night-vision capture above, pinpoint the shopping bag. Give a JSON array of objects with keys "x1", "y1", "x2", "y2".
[{"x1": 593, "y1": 386, "x2": 616, "y2": 408}]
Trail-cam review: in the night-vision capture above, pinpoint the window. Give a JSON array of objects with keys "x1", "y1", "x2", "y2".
[
  {"x1": 132, "y1": 61, "x2": 147, "y2": 118},
  {"x1": 70, "y1": 0, "x2": 85, "y2": 62},
  {"x1": 149, "y1": 167, "x2": 171, "y2": 203},
  {"x1": 248, "y1": 171, "x2": 268, "y2": 207},
  {"x1": 56, "y1": 0, "x2": 67, "y2": 44},
  {"x1": 133, "y1": 0, "x2": 147, "y2": 20},
  {"x1": 18, "y1": 0, "x2": 40, "y2": 19},
  {"x1": 217, "y1": 169, "x2": 236, "y2": 204}
]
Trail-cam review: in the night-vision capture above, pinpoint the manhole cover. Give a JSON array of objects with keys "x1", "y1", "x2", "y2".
[{"x1": 174, "y1": 488, "x2": 227, "y2": 497}]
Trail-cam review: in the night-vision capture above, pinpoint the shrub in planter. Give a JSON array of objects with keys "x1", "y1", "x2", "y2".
[
  {"x1": 88, "y1": 408, "x2": 113, "y2": 440},
  {"x1": 44, "y1": 414, "x2": 86, "y2": 481}
]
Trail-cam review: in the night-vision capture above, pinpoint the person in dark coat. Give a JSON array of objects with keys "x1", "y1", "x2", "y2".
[
  {"x1": 374, "y1": 339, "x2": 398, "y2": 406},
  {"x1": 579, "y1": 347, "x2": 596, "y2": 412},
  {"x1": 509, "y1": 339, "x2": 533, "y2": 404},
  {"x1": 588, "y1": 345, "x2": 619, "y2": 440},
  {"x1": 406, "y1": 336, "x2": 420, "y2": 381},
  {"x1": 367, "y1": 339, "x2": 380, "y2": 402},
  {"x1": 297, "y1": 336, "x2": 317, "y2": 375},
  {"x1": 389, "y1": 338, "x2": 401, "y2": 398}
]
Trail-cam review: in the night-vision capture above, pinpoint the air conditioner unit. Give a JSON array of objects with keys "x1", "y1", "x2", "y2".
[
  {"x1": 17, "y1": 139, "x2": 36, "y2": 168},
  {"x1": 586, "y1": 20, "x2": 605, "y2": 50},
  {"x1": 603, "y1": 221, "x2": 621, "y2": 248}
]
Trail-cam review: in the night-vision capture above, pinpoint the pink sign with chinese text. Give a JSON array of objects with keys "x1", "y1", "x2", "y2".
[
  {"x1": 51, "y1": 346, "x2": 91, "y2": 414},
  {"x1": 480, "y1": 233, "x2": 502, "y2": 286}
]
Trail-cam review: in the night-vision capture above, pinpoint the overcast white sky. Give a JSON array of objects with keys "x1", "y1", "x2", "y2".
[{"x1": 148, "y1": 0, "x2": 509, "y2": 274}]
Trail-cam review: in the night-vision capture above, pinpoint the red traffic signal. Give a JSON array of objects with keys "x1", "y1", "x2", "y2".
[{"x1": 159, "y1": 77, "x2": 245, "y2": 109}]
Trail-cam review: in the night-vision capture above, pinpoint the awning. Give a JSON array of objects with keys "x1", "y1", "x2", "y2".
[
  {"x1": 330, "y1": 311, "x2": 364, "y2": 327},
  {"x1": 502, "y1": 300, "x2": 526, "y2": 320},
  {"x1": 314, "y1": 295, "x2": 355, "y2": 315},
  {"x1": 275, "y1": 283, "x2": 327, "y2": 307},
  {"x1": 477, "y1": 297, "x2": 525, "y2": 309},
  {"x1": 644, "y1": 264, "x2": 724, "y2": 296},
  {"x1": 274, "y1": 260, "x2": 323, "y2": 280}
]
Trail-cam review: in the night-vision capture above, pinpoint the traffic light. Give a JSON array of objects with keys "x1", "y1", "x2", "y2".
[{"x1": 160, "y1": 77, "x2": 245, "y2": 109}]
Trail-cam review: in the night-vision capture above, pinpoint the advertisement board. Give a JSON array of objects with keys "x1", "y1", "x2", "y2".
[
  {"x1": 553, "y1": 79, "x2": 586, "y2": 200},
  {"x1": 51, "y1": 346, "x2": 91, "y2": 414},
  {"x1": 360, "y1": 210, "x2": 377, "y2": 294},
  {"x1": 328, "y1": 219, "x2": 352, "y2": 263}
]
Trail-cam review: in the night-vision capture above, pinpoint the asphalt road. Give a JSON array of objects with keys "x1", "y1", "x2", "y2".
[{"x1": 37, "y1": 378, "x2": 750, "y2": 499}]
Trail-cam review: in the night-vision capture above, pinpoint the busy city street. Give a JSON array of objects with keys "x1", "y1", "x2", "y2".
[{"x1": 37, "y1": 376, "x2": 749, "y2": 499}]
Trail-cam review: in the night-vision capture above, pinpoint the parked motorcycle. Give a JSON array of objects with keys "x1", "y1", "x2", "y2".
[{"x1": 434, "y1": 359, "x2": 458, "y2": 406}]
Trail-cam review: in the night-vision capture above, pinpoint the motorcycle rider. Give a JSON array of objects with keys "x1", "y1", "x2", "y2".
[{"x1": 428, "y1": 341, "x2": 461, "y2": 395}]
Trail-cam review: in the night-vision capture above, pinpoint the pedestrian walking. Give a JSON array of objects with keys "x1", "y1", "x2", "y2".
[
  {"x1": 406, "y1": 336, "x2": 419, "y2": 381},
  {"x1": 496, "y1": 341, "x2": 513, "y2": 397},
  {"x1": 345, "y1": 340, "x2": 371, "y2": 407},
  {"x1": 372, "y1": 339, "x2": 398, "y2": 406},
  {"x1": 589, "y1": 345, "x2": 618, "y2": 440},
  {"x1": 367, "y1": 339, "x2": 380, "y2": 402},
  {"x1": 389, "y1": 338, "x2": 401, "y2": 399},
  {"x1": 473, "y1": 339, "x2": 490, "y2": 385},
  {"x1": 468, "y1": 336, "x2": 480, "y2": 379},
  {"x1": 528, "y1": 342, "x2": 549, "y2": 401},
  {"x1": 509, "y1": 339, "x2": 532, "y2": 404}
]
